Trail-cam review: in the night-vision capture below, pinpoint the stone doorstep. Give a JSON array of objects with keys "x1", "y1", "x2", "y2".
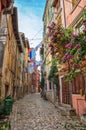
[
  {"x1": 55, "y1": 103, "x2": 86, "y2": 124},
  {"x1": 55, "y1": 102, "x2": 77, "y2": 116},
  {"x1": 67, "y1": 108, "x2": 76, "y2": 116},
  {"x1": 46, "y1": 97, "x2": 78, "y2": 117}
]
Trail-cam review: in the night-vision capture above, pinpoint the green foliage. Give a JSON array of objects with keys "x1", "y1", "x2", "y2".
[
  {"x1": 65, "y1": 70, "x2": 77, "y2": 81},
  {"x1": 47, "y1": 19, "x2": 86, "y2": 81},
  {"x1": 41, "y1": 76, "x2": 45, "y2": 89},
  {"x1": 71, "y1": 32, "x2": 86, "y2": 56},
  {"x1": 83, "y1": 10, "x2": 86, "y2": 21},
  {"x1": 40, "y1": 47, "x2": 44, "y2": 55},
  {"x1": 47, "y1": 57, "x2": 57, "y2": 66},
  {"x1": 62, "y1": 20, "x2": 86, "y2": 81},
  {"x1": 0, "y1": 121, "x2": 11, "y2": 130},
  {"x1": 47, "y1": 23, "x2": 73, "y2": 59},
  {"x1": 62, "y1": 28, "x2": 73, "y2": 44},
  {"x1": 48, "y1": 65, "x2": 58, "y2": 86}
]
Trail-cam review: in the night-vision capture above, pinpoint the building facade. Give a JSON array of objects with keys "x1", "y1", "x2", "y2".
[
  {"x1": 42, "y1": 0, "x2": 86, "y2": 115},
  {"x1": 0, "y1": 5, "x2": 31, "y2": 100},
  {"x1": 42, "y1": 0, "x2": 58, "y2": 103}
]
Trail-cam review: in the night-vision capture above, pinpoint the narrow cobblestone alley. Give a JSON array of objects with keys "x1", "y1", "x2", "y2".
[{"x1": 10, "y1": 93, "x2": 86, "y2": 130}]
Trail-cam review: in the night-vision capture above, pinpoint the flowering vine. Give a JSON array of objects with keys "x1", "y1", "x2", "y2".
[
  {"x1": 47, "y1": 22, "x2": 73, "y2": 60},
  {"x1": 47, "y1": 20, "x2": 86, "y2": 81},
  {"x1": 62, "y1": 21, "x2": 86, "y2": 80}
]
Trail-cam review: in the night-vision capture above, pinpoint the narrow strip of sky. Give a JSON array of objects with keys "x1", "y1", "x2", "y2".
[
  {"x1": 14, "y1": 0, "x2": 46, "y2": 47},
  {"x1": 15, "y1": 0, "x2": 46, "y2": 15}
]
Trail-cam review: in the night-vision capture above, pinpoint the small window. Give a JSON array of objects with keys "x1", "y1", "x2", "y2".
[
  {"x1": 75, "y1": 21, "x2": 85, "y2": 34},
  {"x1": 49, "y1": 7, "x2": 53, "y2": 21},
  {"x1": 57, "y1": 15, "x2": 62, "y2": 25},
  {"x1": 49, "y1": 81, "x2": 52, "y2": 89},
  {"x1": 72, "y1": 0, "x2": 78, "y2": 8},
  {"x1": 56, "y1": 0, "x2": 60, "y2": 11}
]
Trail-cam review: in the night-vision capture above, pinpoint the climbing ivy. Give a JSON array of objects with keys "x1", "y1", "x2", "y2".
[
  {"x1": 0, "y1": 121, "x2": 11, "y2": 130},
  {"x1": 48, "y1": 65, "x2": 58, "y2": 86}
]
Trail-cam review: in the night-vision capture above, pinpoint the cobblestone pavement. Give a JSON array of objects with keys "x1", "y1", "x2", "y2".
[{"x1": 10, "y1": 93, "x2": 86, "y2": 130}]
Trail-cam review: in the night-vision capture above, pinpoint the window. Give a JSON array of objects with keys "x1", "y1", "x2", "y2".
[
  {"x1": 72, "y1": 73, "x2": 85, "y2": 94},
  {"x1": 75, "y1": 20, "x2": 85, "y2": 34},
  {"x1": 49, "y1": 81, "x2": 51, "y2": 89},
  {"x1": 49, "y1": 7, "x2": 53, "y2": 21},
  {"x1": 57, "y1": 15, "x2": 62, "y2": 25},
  {"x1": 72, "y1": 0, "x2": 78, "y2": 8},
  {"x1": 56, "y1": 0, "x2": 60, "y2": 11}
]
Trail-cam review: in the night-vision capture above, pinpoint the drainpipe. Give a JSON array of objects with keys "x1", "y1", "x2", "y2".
[{"x1": 62, "y1": 0, "x2": 66, "y2": 28}]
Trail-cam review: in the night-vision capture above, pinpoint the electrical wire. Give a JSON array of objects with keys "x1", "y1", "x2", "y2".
[
  {"x1": 29, "y1": 28, "x2": 43, "y2": 41},
  {"x1": 1, "y1": 0, "x2": 85, "y2": 43},
  {"x1": 0, "y1": 38, "x2": 42, "y2": 42}
]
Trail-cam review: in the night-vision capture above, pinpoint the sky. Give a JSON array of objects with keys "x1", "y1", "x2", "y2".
[{"x1": 14, "y1": 0, "x2": 46, "y2": 49}]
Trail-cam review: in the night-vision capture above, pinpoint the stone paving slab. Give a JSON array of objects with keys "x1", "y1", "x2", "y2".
[{"x1": 10, "y1": 93, "x2": 86, "y2": 130}]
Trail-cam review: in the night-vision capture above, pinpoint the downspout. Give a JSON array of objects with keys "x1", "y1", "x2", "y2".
[{"x1": 62, "y1": 0, "x2": 66, "y2": 28}]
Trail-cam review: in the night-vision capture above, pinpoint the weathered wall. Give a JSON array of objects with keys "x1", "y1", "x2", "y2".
[
  {"x1": 72, "y1": 95, "x2": 86, "y2": 115},
  {"x1": 0, "y1": 42, "x2": 4, "y2": 74}
]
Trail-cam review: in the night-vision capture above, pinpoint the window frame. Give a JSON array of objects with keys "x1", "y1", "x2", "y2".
[
  {"x1": 74, "y1": 18, "x2": 85, "y2": 34},
  {"x1": 70, "y1": 0, "x2": 81, "y2": 13}
]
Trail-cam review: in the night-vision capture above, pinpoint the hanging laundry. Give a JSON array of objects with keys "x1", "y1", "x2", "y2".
[
  {"x1": 35, "y1": 42, "x2": 42, "y2": 51},
  {"x1": 34, "y1": 60, "x2": 42, "y2": 66},
  {"x1": 28, "y1": 48, "x2": 33, "y2": 54},
  {"x1": 29, "y1": 62, "x2": 35, "y2": 74},
  {"x1": 33, "y1": 62, "x2": 38, "y2": 70},
  {"x1": 30, "y1": 48, "x2": 36, "y2": 59},
  {"x1": 24, "y1": 67, "x2": 28, "y2": 73}
]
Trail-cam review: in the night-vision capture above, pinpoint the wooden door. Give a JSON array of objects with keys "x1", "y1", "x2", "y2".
[{"x1": 62, "y1": 77, "x2": 70, "y2": 104}]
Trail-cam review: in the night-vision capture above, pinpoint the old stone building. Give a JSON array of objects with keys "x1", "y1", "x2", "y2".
[
  {"x1": 35, "y1": 69, "x2": 40, "y2": 92},
  {"x1": 42, "y1": 0, "x2": 86, "y2": 115},
  {"x1": 0, "y1": 0, "x2": 14, "y2": 98},
  {"x1": 0, "y1": 0, "x2": 32, "y2": 101},
  {"x1": 18, "y1": 33, "x2": 31, "y2": 97},
  {"x1": 0, "y1": 4, "x2": 31, "y2": 100},
  {"x1": 0, "y1": 7, "x2": 21, "y2": 99},
  {"x1": 42, "y1": 0, "x2": 57, "y2": 103}
]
